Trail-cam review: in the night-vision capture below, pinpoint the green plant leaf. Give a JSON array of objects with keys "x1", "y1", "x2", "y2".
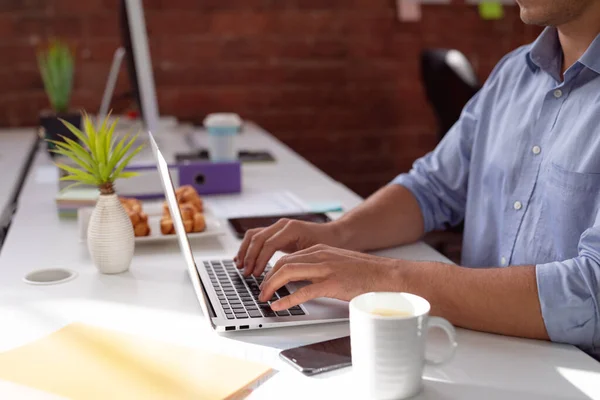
[
  {"x1": 37, "y1": 41, "x2": 73, "y2": 113},
  {"x1": 56, "y1": 165, "x2": 99, "y2": 185},
  {"x1": 106, "y1": 133, "x2": 131, "y2": 174},
  {"x1": 115, "y1": 171, "x2": 139, "y2": 179},
  {"x1": 50, "y1": 147, "x2": 94, "y2": 174},
  {"x1": 97, "y1": 111, "x2": 111, "y2": 132},
  {"x1": 108, "y1": 132, "x2": 139, "y2": 173},
  {"x1": 59, "y1": 174, "x2": 97, "y2": 185},
  {"x1": 110, "y1": 144, "x2": 144, "y2": 181},
  {"x1": 95, "y1": 122, "x2": 107, "y2": 169},
  {"x1": 47, "y1": 139, "x2": 94, "y2": 167},
  {"x1": 58, "y1": 117, "x2": 90, "y2": 149},
  {"x1": 105, "y1": 118, "x2": 117, "y2": 164},
  {"x1": 83, "y1": 113, "x2": 97, "y2": 157},
  {"x1": 57, "y1": 135, "x2": 96, "y2": 173},
  {"x1": 58, "y1": 182, "x2": 87, "y2": 193},
  {"x1": 98, "y1": 161, "x2": 110, "y2": 182}
]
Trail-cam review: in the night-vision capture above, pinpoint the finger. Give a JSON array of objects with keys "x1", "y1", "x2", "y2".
[
  {"x1": 252, "y1": 225, "x2": 300, "y2": 277},
  {"x1": 262, "y1": 252, "x2": 322, "y2": 288},
  {"x1": 262, "y1": 245, "x2": 336, "y2": 285},
  {"x1": 271, "y1": 283, "x2": 329, "y2": 311},
  {"x1": 243, "y1": 219, "x2": 289, "y2": 276},
  {"x1": 235, "y1": 228, "x2": 260, "y2": 269},
  {"x1": 259, "y1": 263, "x2": 327, "y2": 302},
  {"x1": 294, "y1": 243, "x2": 375, "y2": 261}
]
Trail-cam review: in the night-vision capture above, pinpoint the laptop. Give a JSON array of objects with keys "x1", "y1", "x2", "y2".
[{"x1": 148, "y1": 133, "x2": 349, "y2": 332}]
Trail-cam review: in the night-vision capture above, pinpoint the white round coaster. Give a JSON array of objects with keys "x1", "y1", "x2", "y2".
[{"x1": 23, "y1": 268, "x2": 78, "y2": 286}]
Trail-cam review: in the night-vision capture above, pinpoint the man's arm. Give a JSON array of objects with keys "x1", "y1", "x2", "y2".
[
  {"x1": 401, "y1": 261, "x2": 549, "y2": 339},
  {"x1": 332, "y1": 184, "x2": 425, "y2": 252},
  {"x1": 259, "y1": 245, "x2": 550, "y2": 340}
]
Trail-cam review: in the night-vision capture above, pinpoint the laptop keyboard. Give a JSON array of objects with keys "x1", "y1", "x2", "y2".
[{"x1": 204, "y1": 260, "x2": 306, "y2": 320}]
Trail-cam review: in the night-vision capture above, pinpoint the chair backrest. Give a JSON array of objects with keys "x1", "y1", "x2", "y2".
[{"x1": 421, "y1": 49, "x2": 480, "y2": 141}]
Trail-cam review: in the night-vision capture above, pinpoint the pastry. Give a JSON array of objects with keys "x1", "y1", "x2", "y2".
[
  {"x1": 193, "y1": 213, "x2": 206, "y2": 232},
  {"x1": 160, "y1": 186, "x2": 206, "y2": 235},
  {"x1": 120, "y1": 197, "x2": 151, "y2": 237},
  {"x1": 183, "y1": 219, "x2": 194, "y2": 233},
  {"x1": 134, "y1": 221, "x2": 150, "y2": 237},
  {"x1": 127, "y1": 209, "x2": 140, "y2": 225},
  {"x1": 160, "y1": 217, "x2": 174, "y2": 235}
]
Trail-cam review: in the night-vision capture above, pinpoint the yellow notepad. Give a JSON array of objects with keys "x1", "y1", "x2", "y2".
[{"x1": 0, "y1": 323, "x2": 273, "y2": 400}]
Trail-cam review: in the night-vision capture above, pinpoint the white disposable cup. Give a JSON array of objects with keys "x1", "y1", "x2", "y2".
[
  {"x1": 203, "y1": 113, "x2": 242, "y2": 162},
  {"x1": 350, "y1": 292, "x2": 457, "y2": 399}
]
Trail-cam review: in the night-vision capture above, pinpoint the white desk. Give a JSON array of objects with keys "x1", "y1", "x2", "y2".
[
  {"x1": 0, "y1": 123, "x2": 598, "y2": 399},
  {"x1": 0, "y1": 130, "x2": 38, "y2": 239}
]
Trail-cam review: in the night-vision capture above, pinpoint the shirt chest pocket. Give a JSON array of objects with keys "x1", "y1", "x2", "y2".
[{"x1": 540, "y1": 162, "x2": 600, "y2": 259}]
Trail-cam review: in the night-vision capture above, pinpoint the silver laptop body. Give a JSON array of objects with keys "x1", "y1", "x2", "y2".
[{"x1": 148, "y1": 132, "x2": 349, "y2": 332}]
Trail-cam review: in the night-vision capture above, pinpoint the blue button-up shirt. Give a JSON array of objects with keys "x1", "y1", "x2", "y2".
[{"x1": 393, "y1": 27, "x2": 600, "y2": 357}]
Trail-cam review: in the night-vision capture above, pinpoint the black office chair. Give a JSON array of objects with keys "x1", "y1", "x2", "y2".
[
  {"x1": 420, "y1": 49, "x2": 480, "y2": 262},
  {"x1": 421, "y1": 49, "x2": 480, "y2": 141}
]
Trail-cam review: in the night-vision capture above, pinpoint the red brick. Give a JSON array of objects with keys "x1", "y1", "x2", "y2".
[
  {"x1": 78, "y1": 38, "x2": 122, "y2": 62},
  {"x1": 74, "y1": 62, "x2": 110, "y2": 91},
  {"x1": 0, "y1": 42, "x2": 38, "y2": 66},
  {"x1": 48, "y1": 16, "x2": 84, "y2": 37},
  {"x1": 209, "y1": 11, "x2": 269, "y2": 35},
  {"x1": 85, "y1": 13, "x2": 120, "y2": 38},
  {"x1": 12, "y1": 14, "x2": 47, "y2": 37},
  {"x1": 0, "y1": 0, "x2": 48, "y2": 13},
  {"x1": 51, "y1": 0, "x2": 105, "y2": 14},
  {"x1": 145, "y1": 11, "x2": 212, "y2": 37},
  {"x1": 0, "y1": 67, "x2": 42, "y2": 93},
  {"x1": 0, "y1": 91, "x2": 48, "y2": 127},
  {"x1": 0, "y1": 14, "x2": 15, "y2": 37}
]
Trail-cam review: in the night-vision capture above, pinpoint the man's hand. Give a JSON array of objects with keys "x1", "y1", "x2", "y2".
[
  {"x1": 258, "y1": 244, "x2": 403, "y2": 311},
  {"x1": 235, "y1": 219, "x2": 343, "y2": 277}
]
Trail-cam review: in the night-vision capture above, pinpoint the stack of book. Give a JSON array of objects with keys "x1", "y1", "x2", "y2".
[{"x1": 55, "y1": 188, "x2": 98, "y2": 218}]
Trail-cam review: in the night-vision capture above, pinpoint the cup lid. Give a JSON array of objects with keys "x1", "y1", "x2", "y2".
[{"x1": 203, "y1": 113, "x2": 242, "y2": 127}]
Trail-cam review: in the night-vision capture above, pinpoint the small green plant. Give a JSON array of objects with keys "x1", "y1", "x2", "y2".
[
  {"x1": 37, "y1": 40, "x2": 74, "y2": 114},
  {"x1": 49, "y1": 112, "x2": 144, "y2": 195}
]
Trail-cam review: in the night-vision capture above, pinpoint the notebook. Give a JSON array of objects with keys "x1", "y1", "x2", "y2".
[{"x1": 0, "y1": 323, "x2": 274, "y2": 400}]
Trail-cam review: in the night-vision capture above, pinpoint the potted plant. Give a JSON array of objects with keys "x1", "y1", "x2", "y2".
[
  {"x1": 37, "y1": 39, "x2": 80, "y2": 157},
  {"x1": 49, "y1": 112, "x2": 144, "y2": 274}
]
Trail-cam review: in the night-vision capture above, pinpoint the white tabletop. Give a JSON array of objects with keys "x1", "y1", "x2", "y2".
[
  {"x1": 0, "y1": 130, "x2": 38, "y2": 233},
  {"x1": 0, "y1": 123, "x2": 598, "y2": 399}
]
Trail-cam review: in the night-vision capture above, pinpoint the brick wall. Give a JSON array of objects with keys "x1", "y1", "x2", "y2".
[{"x1": 0, "y1": 0, "x2": 541, "y2": 196}]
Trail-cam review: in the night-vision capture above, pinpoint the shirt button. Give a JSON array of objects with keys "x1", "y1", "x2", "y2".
[
  {"x1": 500, "y1": 257, "x2": 507, "y2": 266},
  {"x1": 532, "y1": 145, "x2": 541, "y2": 155},
  {"x1": 513, "y1": 201, "x2": 523, "y2": 210},
  {"x1": 553, "y1": 89, "x2": 563, "y2": 98}
]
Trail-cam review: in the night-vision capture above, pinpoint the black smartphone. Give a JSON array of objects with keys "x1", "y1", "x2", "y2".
[
  {"x1": 228, "y1": 213, "x2": 331, "y2": 239},
  {"x1": 279, "y1": 336, "x2": 351, "y2": 376}
]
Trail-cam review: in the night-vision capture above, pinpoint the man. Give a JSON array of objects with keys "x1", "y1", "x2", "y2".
[{"x1": 236, "y1": 0, "x2": 600, "y2": 357}]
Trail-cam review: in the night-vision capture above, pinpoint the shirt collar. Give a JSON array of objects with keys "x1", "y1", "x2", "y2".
[
  {"x1": 526, "y1": 26, "x2": 600, "y2": 77},
  {"x1": 526, "y1": 27, "x2": 562, "y2": 79},
  {"x1": 579, "y1": 33, "x2": 600, "y2": 75}
]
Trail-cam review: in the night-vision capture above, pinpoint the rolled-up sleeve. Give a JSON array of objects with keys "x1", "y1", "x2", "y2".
[
  {"x1": 391, "y1": 94, "x2": 479, "y2": 233},
  {"x1": 391, "y1": 51, "x2": 514, "y2": 233},
  {"x1": 536, "y1": 225, "x2": 600, "y2": 354}
]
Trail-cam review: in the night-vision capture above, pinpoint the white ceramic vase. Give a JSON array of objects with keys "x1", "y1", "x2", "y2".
[{"x1": 87, "y1": 193, "x2": 134, "y2": 274}]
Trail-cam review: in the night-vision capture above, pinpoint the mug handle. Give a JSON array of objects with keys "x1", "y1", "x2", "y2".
[{"x1": 425, "y1": 317, "x2": 458, "y2": 365}]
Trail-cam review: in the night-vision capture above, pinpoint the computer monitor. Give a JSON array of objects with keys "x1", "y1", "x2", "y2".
[{"x1": 115, "y1": 0, "x2": 160, "y2": 133}]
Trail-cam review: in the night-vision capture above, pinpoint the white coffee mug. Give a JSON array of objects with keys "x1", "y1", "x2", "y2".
[{"x1": 350, "y1": 292, "x2": 457, "y2": 399}]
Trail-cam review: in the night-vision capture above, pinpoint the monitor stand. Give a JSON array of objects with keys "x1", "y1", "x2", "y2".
[
  {"x1": 98, "y1": 47, "x2": 177, "y2": 133},
  {"x1": 99, "y1": 47, "x2": 126, "y2": 121}
]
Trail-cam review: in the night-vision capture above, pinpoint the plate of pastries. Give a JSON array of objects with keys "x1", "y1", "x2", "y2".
[{"x1": 118, "y1": 185, "x2": 225, "y2": 243}]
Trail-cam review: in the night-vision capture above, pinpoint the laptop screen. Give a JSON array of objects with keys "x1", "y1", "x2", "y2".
[{"x1": 147, "y1": 132, "x2": 214, "y2": 322}]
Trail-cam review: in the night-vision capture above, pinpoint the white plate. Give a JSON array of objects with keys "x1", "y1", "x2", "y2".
[
  {"x1": 77, "y1": 202, "x2": 226, "y2": 243},
  {"x1": 134, "y1": 213, "x2": 224, "y2": 243}
]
